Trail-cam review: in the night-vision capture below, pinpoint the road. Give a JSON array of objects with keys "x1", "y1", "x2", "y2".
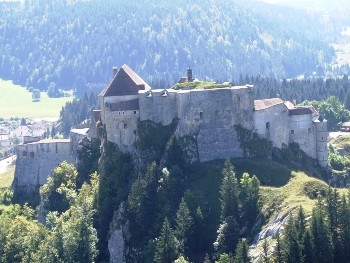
[{"x1": 0, "y1": 155, "x2": 16, "y2": 175}]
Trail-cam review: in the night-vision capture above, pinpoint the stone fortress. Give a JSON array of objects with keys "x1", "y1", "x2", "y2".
[
  {"x1": 13, "y1": 64, "x2": 328, "y2": 191},
  {"x1": 99, "y1": 64, "x2": 328, "y2": 167}
]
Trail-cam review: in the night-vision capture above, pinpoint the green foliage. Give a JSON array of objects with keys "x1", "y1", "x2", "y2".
[
  {"x1": 214, "y1": 216, "x2": 240, "y2": 255},
  {"x1": 135, "y1": 119, "x2": 178, "y2": 163},
  {"x1": 40, "y1": 161, "x2": 78, "y2": 214},
  {"x1": 234, "y1": 125, "x2": 272, "y2": 158},
  {"x1": 233, "y1": 239, "x2": 250, "y2": 263},
  {"x1": 0, "y1": 0, "x2": 338, "y2": 92},
  {"x1": 154, "y1": 218, "x2": 179, "y2": 263},
  {"x1": 175, "y1": 198, "x2": 193, "y2": 255},
  {"x1": 34, "y1": 173, "x2": 99, "y2": 263},
  {"x1": 240, "y1": 173, "x2": 260, "y2": 227},
  {"x1": 58, "y1": 93, "x2": 97, "y2": 137},
  {"x1": 2, "y1": 216, "x2": 46, "y2": 263},
  {"x1": 31, "y1": 89, "x2": 41, "y2": 102},
  {"x1": 220, "y1": 160, "x2": 239, "y2": 221},
  {"x1": 301, "y1": 96, "x2": 350, "y2": 131},
  {"x1": 172, "y1": 81, "x2": 228, "y2": 90},
  {"x1": 128, "y1": 162, "x2": 159, "y2": 251},
  {"x1": 77, "y1": 137, "x2": 101, "y2": 187}
]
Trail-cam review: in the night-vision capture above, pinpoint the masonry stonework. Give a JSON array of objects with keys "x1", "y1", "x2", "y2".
[
  {"x1": 14, "y1": 139, "x2": 73, "y2": 189},
  {"x1": 99, "y1": 65, "x2": 328, "y2": 167}
]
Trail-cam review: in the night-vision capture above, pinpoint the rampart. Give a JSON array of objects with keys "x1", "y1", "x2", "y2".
[{"x1": 13, "y1": 139, "x2": 73, "y2": 190}]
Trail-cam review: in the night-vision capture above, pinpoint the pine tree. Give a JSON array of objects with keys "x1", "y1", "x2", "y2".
[
  {"x1": 214, "y1": 216, "x2": 240, "y2": 254},
  {"x1": 233, "y1": 239, "x2": 250, "y2": 263},
  {"x1": 220, "y1": 159, "x2": 239, "y2": 221},
  {"x1": 240, "y1": 173, "x2": 260, "y2": 227},
  {"x1": 282, "y1": 215, "x2": 303, "y2": 263},
  {"x1": 175, "y1": 198, "x2": 193, "y2": 255},
  {"x1": 154, "y1": 218, "x2": 179, "y2": 263},
  {"x1": 302, "y1": 229, "x2": 314, "y2": 263},
  {"x1": 309, "y1": 208, "x2": 334, "y2": 263}
]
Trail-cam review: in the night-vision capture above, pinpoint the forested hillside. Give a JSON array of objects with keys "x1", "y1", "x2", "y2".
[{"x1": 0, "y1": 0, "x2": 341, "y2": 95}]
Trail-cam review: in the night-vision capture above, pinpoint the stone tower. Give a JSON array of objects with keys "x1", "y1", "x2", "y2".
[
  {"x1": 314, "y1": 115, "x2": 328, "y2": 167},
  {"x1": 99, "y1": 64, "x2": 151, "y2": 151}
]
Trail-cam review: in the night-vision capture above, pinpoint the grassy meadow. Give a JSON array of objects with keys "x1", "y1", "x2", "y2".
[{"x1": 0, "y1": 79, "x2": 73, "y2": 119}]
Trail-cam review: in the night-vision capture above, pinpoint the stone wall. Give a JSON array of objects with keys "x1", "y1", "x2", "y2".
[
  {"x1": 139, "y1": 89, "x2": 177, "y2": 125},
  {"x1": 289, "y1": 114, "x2": 316, "y2": 159},
  {"x1": 197, "y1": 127, "x2": 243, "y2": 162},
  {"x1": 102, "y1": 95, "x2": 139, "y2": 150},
  {"x1": 14, "y1": 139, "x2": 73, "y2": 190},
  {"x1": 254, "y1": 104, "x2": 289, "y2": 148},
  {"x1": 315, "y1": 119, "x2": 328, "y2": 167},
  {"x1": 176, "y1": 86, "x2": 254, "y2": 161}
]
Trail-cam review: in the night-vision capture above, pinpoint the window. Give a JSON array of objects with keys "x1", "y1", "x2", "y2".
[
  {"x1": 199, "y1": 112, "x2": 203, "y2": 119},
  {"x1": 266, "y1": 122, "x2": 270, "y2": 130},
  {"x1": 291, "y1": 130, "x2": 294, "y2": 134},
  {"x1": 122, "y1": 111, "x2": 125, "y2": 115},
  {"x1": 133, "y1": 110, "x2": 137, "y2": 115},
  {"x1": 124, "y1": 123, "x2": 127, "y2": 129},
  {"x1": 308, "y1": 128, "x2": 311, "y2": 133}
]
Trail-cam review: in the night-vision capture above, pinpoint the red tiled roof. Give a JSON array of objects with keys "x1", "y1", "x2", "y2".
[
  {"x1": 100, "y1": 64, "x2": 151, "y2": 97},
  {"x1": 254, "y1": 98, "x2": 284, "y2": 111}
]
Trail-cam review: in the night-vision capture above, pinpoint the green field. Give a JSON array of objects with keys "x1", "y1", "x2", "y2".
[{"x1": 0, "y1": 79, "x2": 73, "y2": 119}]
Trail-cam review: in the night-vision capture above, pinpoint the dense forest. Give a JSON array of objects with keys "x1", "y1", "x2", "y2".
[{"x1": 0, "y1": 0, "x2": 346, "y2": 96}]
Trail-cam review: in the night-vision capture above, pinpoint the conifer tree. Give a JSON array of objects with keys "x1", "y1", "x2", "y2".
[
  {"x1": 233, "y1": 239, "x2": 250, "y2": 263},
  {"x1": 309, "y1": 208, "x2": 334, "y2": 263},
  {"x1": 240, "y1": 173, "x2": 260, "y2": 227},
  {"x1": 220, "y1": 159, "x2": 239, "y2": 221},
  {"x1": 214, "y1": 216, "x2": 240, "y2": 255},
  {"x1": 154, "y1": 218, "x2": 179, "y2": 263},
  {"x1": 175, "y1": 198, "x2": 193, "y2": 255}
]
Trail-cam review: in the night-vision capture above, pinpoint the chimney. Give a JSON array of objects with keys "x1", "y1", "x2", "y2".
[
  {"x1": 113, "y1": 67, "x2": 118, "y2": 76},
  {"x1": 187, "y1": 67, "x2": 193, "y2": 82}
]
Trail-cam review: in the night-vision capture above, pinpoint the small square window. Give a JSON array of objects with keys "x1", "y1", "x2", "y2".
[
  {"x1": 133, "y1": 110, "x2": 137, "y2": 115},
  {"x1": 199, "y1": 112, "x2": 203, "y2": 119}
]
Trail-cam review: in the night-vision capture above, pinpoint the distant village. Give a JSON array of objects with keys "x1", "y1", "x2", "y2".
[{"x1": 0, "y1": 118, "x2": 55, "y2": 159}]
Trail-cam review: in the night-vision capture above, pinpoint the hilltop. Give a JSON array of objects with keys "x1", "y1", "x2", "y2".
[{"x1": 0, "y1": 0, "x2": 342, "y2": 95}]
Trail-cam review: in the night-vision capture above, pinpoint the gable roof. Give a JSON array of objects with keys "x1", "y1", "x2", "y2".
[
  {"x1": 254, "y1": 98, "x2": 284, "y2": 111},
  {"x1": 100, "y1": 64, "x2": 151, "y2": 97}
]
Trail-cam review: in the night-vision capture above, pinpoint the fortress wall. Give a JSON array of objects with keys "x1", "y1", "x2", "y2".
[
  {"x1": 14, "y1": 140, "x2": 73, "y2": 189},
  {"x1": 139, "y1": 89, "x2": 177, "y2": 125},
  {"x1": 105, "y1": 111, "x2": 139, "y2": 150},
  {"x1": 102, "y1": 95, "x2": 139, "y2": 148},
  {"x1": 176, "y1": 87, "x2": 254, "y2": 161},
  {"x1": 254, "y1": 104, "x2": 289, "y2": 148},
  {"x1": 289, "y1": 114, "x2": 316, "y2": 158},
  {"x1": 230, "y1": 86, "x2": 254, "y2": 129}
]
